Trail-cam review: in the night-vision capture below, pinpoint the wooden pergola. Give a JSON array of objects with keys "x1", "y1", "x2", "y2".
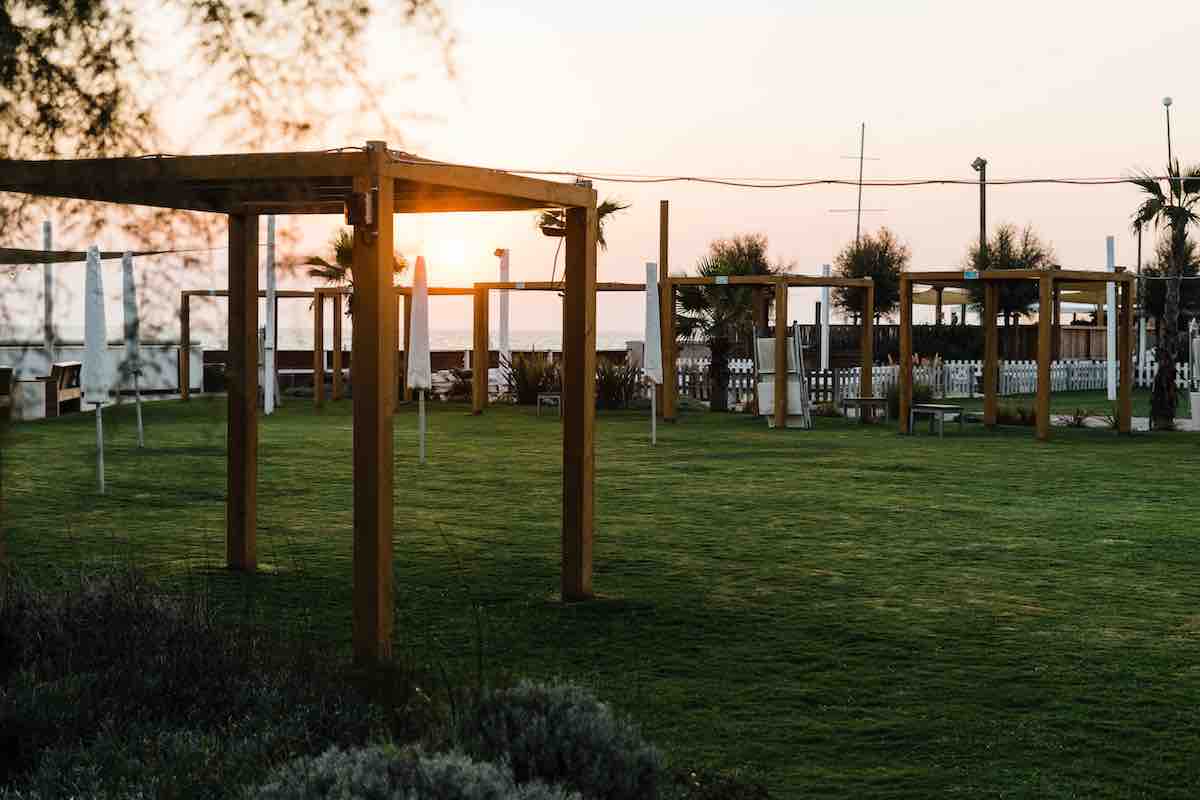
[
  {"x1": 660, "y1": 274, "x2": 877, "y2": 428},
  {"x1": 0, "y1": 143, "x2": 599, "y2": 662},
  {"x1": 898, "y1": 269, "x2": 1136, "y2": 440}
]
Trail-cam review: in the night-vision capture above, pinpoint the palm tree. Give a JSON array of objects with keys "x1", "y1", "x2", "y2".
[
  {"x1": 965, "y1": 224, "x2": 1056, "y2": 357},
  {"x1": 1131, "y1": 159, "x2": 1200, "y2": 426},
  {"x1": 301, "y1": 229, "x2": 408, "y2": 315},
  {"x1": 676, "y1": 234, "x2": 788, "y2": 412},
  {"x1": 537, "y1": 198, "x2": 630, "y2": 251}
]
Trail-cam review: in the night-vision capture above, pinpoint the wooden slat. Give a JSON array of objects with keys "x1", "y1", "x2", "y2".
[
  {"x1": 180, "y1": 293, "x2": 190, "y2": 401},
  {"x1": 561, "y1": 202, "x2": 597, "y2": 601},
  {"x1": 351, "y1": 146, "x2": 395, "y2": 664},
  {"x1": 906, "y1": 269, "x2": 1137, "y2": 285},
  {"x1": 472, "y1": 287, "x2": 489, "y2": 414},
  {"x1": 473, "y1": 281, "x2": 644, "y2": 292},
  {"x1": 860, "y1": 284, "x2": 874, "y2": 418},
  {"x1": 669, "y1": 275, "x2": 872, "y2": 288},
  {"x1": 983, "y1": 282, "x2": 998, "y2": 426},
  {"x1": 899, "y1": 276, "x2": 913, "y2": 433},
  {"x1": 331, "y1": 294, "x2": 343, "y2": 401},
  {"x1": 313, "y1": 294, "x2": 325, "y2": 407},
  {"x1": 183, "y1": 289, "x2": 314, "y2": 299},
  {"x1": 226, "y1": 213, "x2": 258, "y2": 571},
  {"x1": 1036, "y1": 275, "x2": 1052, "y2": 441},
  {"x1": 657, "y1": 200, "x2": 668, "y2": 419},
  {"x1": 1119, "y1": 282, "x2": 1133, "y2": 433},
  {"x1": 386, "y1": 160, "x2": 594, "y2": 210},
  {"x1": 662, "y1": 280, "x2": 677, "y2": 421},
  {"x1": 774, "y1": 282, "x2": 788, "y2": 429}
]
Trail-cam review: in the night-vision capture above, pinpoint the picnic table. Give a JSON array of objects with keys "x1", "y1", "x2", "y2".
[
  {"x1": 537, "y1": 392, "x2": 562, "y2": 417},
  {"x1": 840, "y1": 395, "x2": 889, "y2": 423},
  {"x1": 909, "y1": 403, "x2": 965, "y2": 438}
]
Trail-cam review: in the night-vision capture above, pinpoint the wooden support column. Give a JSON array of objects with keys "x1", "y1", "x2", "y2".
[
  {"x1": 331, "y1": 294, "x2": 344, "y2": 400},
  {"x1": 562, "y1": 203, "x2": 597, "y2": 601},
  {"x1": 472, "y1": 287, "x2": 489, "y2": 414},
  {"x1": 403, "y1": 294, "x2": 414, "y2": 403},
  {"x1": 180, "y1": 294, "x2": 191, "y2": 400},
  {"x1": 899, "y1": 276, "x2": 913, "y2": 433},
  {"x1": 1036, "y1": 274, "x2": 1053, "y2": 441},
  {"x1": 662, "y1": 280, "x2": 677, "y2": 420},
  {"x1": 351, "y1": 145, "x2": 395, "y2": 664},
  {"x1": 1118, "y1": 281, "x2": 1133, "y2": 433},
  {"x1": 983, "y1": 282, "x2": 999, "y2": 426},
  {"x1": 226, "y1": 213, "x2": 258, "y2": 571},
  {"x1": 773, "y1": 281, "x2": 788, "y2": 429},
  {"x1": 860, "y1": 283, "x2": 875, "y2": 419},
  {"x1": 1052, "y1": 285, "x2": 1062, "y2": 361},
  {"x1": 656, "y1": 200, "x2": 668, "y2": 418},
  {"x1": 313, "y1": 293, "x2": 325, "y2": 407}
]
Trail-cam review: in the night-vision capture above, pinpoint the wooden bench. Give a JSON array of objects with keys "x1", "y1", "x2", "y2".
[
  {"x1": 840, "y1": 395, "x2": 889, "y2": 423},
  {"x1": 44, "y1": 362, "x2": 83, "y2": 417},
  {"x1": 0, "y1": 367, "x2": 13, "y2": 419},
  {"x1": 909, "y1": 403, "x2": 965, "y2": 438}
]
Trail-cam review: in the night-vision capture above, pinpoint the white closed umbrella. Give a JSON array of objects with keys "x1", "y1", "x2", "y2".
[
  {"x1": 644, "y1": 262, "x2": 663, "y2": 445},
  {"x1": 264, "y1": 214, "x2": 278, "y2": 414},
  {"x1": 83, "y1": 246, "x2": 111, "y2": 492},
  {"x1": 406, "y1": 255, "x2": 433, "y2": 463},
  {"x1": 122, "y1": 252, "x2": 144, "y2": 447}
]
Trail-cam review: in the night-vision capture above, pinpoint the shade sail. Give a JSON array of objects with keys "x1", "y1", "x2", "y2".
[{"x1": 406, "y1": 256, "x2": 432, "y2": 391}]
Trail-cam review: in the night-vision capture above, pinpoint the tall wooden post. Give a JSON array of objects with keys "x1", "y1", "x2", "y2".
[
  {"x1": 351, "y1": 143, "x2": 395, "y2": 663},
  {"x1": 313, "y1": 292, "x2": 325, "y2": 407},
  {"x1": 472, "y1": 287, "x2": 489, "y2": 414},
  {"x1": 860, "y1": 283, "x2": 875, "y2": 418},
  {"x1": 226, "y1": 213, "x2": 258, "y2": 571},
  {"x1": 180, "y1": 293, "x2": 191, "y2": 400},
  {"x1": 403, "y1": 293, "x2": 414, "y2": 403},
  {"x1": 934, "y1": 287, "x2": 944, "y2": 325},
  {"x1": 656, "y1": 200, "x2": 668, "y2": 418},
  {"x1": 898, "y1": 276, "x2": 913, "y2": 433},
  {"x1": 1052, "y1": 285, "x2": 1062, "y2": 361},
  {"x1": 773, "y1": 281, "x2": 788, "y2": 429},
  {"x1": 1036, "y1": 274, "x2": 1053, "y2": 441},
  {"x1": 562, "y1": 202, "x2": 597, "y2": 601},
  {"x1": 983, "y1": 282, "x2": 999, "y2": 426},
  {"x1": 1118, "y1": 280, "x2": 1133, "y2": 433},
  {"x1": 331, "y1": 293, "x2": 344, "y2": 400}
]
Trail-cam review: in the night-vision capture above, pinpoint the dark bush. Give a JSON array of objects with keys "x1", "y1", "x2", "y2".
[
  {"x1": 995, "y1": 403, "x2": 1035, "y2": 426},
  {"x1": 503, "y1": 353, "x2": 560, "y2": 405},
  {"x1": 454, "y1": 680, "x2": 662, "y2": 800},
  {"x1": 595, "y1": 358, "x2": 640, "y2": 410}
]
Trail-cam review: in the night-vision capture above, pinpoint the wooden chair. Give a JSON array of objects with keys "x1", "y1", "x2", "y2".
[{"x1": 45, "y1": 361, "x2": 83, "y2": 417}]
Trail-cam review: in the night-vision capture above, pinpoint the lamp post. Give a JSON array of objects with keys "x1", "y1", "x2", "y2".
[
  {"x1": 970, "y1": 156, "x2": 987, "y2": 324},
  {"x1": 1164, "y1": 97, "x2": 1176, "y2": 202}
]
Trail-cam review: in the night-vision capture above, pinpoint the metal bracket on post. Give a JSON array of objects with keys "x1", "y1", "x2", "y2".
[{"x1": 345, "y1": 189, "x2": 378, "y2": 240}]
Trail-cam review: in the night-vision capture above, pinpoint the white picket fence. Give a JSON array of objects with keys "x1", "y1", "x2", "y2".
[{"x1": 673, "y1": 357, "x2": 1192, "y2": 404}]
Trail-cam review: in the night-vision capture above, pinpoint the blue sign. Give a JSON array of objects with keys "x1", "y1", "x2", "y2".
[{"x1": 964, "y1": 270, "x2": 979, "y2": 280}]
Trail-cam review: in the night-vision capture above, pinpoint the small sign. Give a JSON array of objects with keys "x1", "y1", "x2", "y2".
[
  {"x1": 964, "y1": 270, "x2": 979, "y2": 280},
  {"x1": 715, "y1": 276, "x2": 730, "y2": 286},
  {"x1": 515, "y1": 281, "x2": 525, "y2": 289}
]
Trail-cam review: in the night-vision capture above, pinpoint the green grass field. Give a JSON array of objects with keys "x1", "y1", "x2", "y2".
[{"x1": 4, "y1": 396, "x2": 1200, "y2": 797}]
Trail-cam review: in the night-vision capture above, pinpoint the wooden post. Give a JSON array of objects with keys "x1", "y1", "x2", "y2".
[
  {"x1": 662, "y1": 280, "x2": 677, "y2": 420},
  {"x1": 351, "y1": 144, "x2": 395, "y2": 664},
  {"x1": 313, "y1": 292, "x2": 325, "y2": 407},
  {"x1": 983, "y1": 282, "x2": 999, "y2": 426},
  {"x1": 331, "y1": 293, "x2": 344, "y2": 400},
  {"x1": 773, "y1": 281, "x2": 788, "y2": 429},
  {"x1": 860, "y1": 283, "x2": 875, "y2": 419},
  {"x1": 1036, "y1": 274, "x2": 1053, "y2": 441},
  {"x1": 180, "y1": 293, "x2": 191, "y2": 400},
  {"x1": 562, "y1": 203, "x2": 597, "y2": 601},
  {"x1": 226, "y1": 213, "x2": 258, "y2": 571},
  {"x1": 403, "y1": 294, "x2": 414, "y2": 403},
  {"x1": 472, "y1": 287, "x2": 489, "y2": 414},
  {"x1": 899, "y1": 276, "x2": 913, "y2": 433},
  {"x1": 656, "y1": 200, "x2": 668, "y2": 418},
  {"x1": 1118, "y1": 280, "x2": 1133, "y2": 433},
  {"x1": 1052, "y1": 284, "x2": 1062, "y2": 361}
]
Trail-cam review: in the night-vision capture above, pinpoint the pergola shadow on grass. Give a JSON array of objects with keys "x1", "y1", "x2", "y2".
[
  {"x1": 898, "y1": 268, "x2": 1136, "y2": 440},
  {"x1": 0, "y1": 143, "x2": 600, "y2": 662}
]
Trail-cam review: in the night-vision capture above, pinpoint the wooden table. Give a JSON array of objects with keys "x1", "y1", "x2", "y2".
[
  {"x1": 909, "y1": 403, "x2": 965, "y2": 438},
  {"x1": 840, "y1": 395, "x2": 889, "y2": 423}
]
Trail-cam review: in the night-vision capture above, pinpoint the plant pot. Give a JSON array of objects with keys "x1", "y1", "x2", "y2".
[{"x1": 1191, "y1": 391, "x2": 1200, "y2": 428}]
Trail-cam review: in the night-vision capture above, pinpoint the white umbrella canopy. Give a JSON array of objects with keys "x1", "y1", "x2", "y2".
[
  {"x1": 122, "y1": 252, "x2": 145, "y2": 446},
  {"x1": 644, "y1": 262, "x2": 662, "y2": 445},
  {"x1": 84, "y1": 246, "x2": 110, "y2": 492},
  {"x1": 407, "y1": 256, "x2": 432, "y2": 464}
]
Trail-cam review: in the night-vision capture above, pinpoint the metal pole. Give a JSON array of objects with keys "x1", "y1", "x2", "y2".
[
  {"x1": 855, "y1": 123, "x2": 865, "y2": 246},
  {"x1": 497, "y1": 248, "x2": 510, "y2": 391},
  {"x1": 1106, "y1": 236, "x2": 1117, "y2": 401},
  {"x1": 418, "y1": 389, "x2": 426, "y2": 464},
  {"x1": 1137, "y1": 224, "x2": 1146, "y2": 366},
  {"x1": 95, "y1": 403, "x2": 105, "y2": 494},
  {"x1": 43, "y1": 221, "x2": 52, "y2": 367}
]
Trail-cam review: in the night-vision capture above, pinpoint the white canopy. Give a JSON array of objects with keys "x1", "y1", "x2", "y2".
[
  {"x1": 83, "y1": 246, "x2": 110, "y2": 403},
  {"x1": 643, "y1": 262, "x2": 663, "y2": 385},
  {"x1": 406, "y1": 255, "x2": 432, "y2": 391}
]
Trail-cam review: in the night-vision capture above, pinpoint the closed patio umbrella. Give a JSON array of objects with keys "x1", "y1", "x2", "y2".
[
  {"x1": 406, "y1": 256, "x2": 432, "y2": 463},
  {"x1": 122, "y1": 252, "x2": 144, "y2": 447},
  {"x1": 83, "y1": 246, "x2": 111, "y2": 492},
  {"x1": 644, "y1": 262, "x2": 663, "y2": 445}
]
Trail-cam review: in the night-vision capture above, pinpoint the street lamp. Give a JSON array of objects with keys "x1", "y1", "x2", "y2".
[
  {"x1": 1163, "y1": 96, "x2": 1175, "y2": 199},
  {"x1": 971, "y1": 157, "x2": 987, "y2": 262}
]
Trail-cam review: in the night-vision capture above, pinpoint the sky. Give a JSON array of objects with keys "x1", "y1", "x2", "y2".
[{"x1": 7, "y1": 0, "x2": 1200, "y2": 344}]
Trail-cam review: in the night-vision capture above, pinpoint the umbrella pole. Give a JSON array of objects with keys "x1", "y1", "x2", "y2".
[
  {"x1": 134, "y1": 371, "x2": 144, "y2": 448},
  {"x1": 651, "y1": 385, "x2": 657, "y2": 445},
  {"x1": 95, "y1": 403, "x2": 106, "y2": 494},
  {"x1": 419, "y1": 389, "x2": 426, "y2": 464}
]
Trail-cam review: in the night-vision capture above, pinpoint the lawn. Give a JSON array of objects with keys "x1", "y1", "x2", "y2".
[
  {"x1": 956, "y1": 387, "x2": 1192, "y2": 420},
  {"x1": 4, "y1": 397, "x2": 1200, "y2": 797}
]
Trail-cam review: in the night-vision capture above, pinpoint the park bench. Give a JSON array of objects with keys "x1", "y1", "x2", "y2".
[
  {"x1": 839, "y1": 395, "x2": 889, "y2": 423},
  {"x1": 909, "y1": 403, "x2": 965, "y2": 438},
  {"x1": 537, "y1": 392, "x2": 562, "y2": 417},
  {"x1": 43, "y1": 362, "x2": 83, "y2": 417}
]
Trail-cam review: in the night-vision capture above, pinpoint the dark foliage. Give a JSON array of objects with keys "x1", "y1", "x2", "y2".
[
  {"x1": 965, "y1": 224, "x2": 1056, "y2": 324},
  {"x1": 502, "y1": 353, "x2": 560, "y2": 405},
  {"x1": 875, "y1": 324, "x2": 985, "y2": 363},
  {"x1": 833, "y1": 227, "x2": 908, "y2": 320},
  {"x1": 595, "y1": 357, "x2": 640, "y2": 410}
]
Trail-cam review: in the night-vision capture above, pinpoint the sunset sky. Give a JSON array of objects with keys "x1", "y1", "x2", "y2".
[{"x1": 9, "y1": 0, "x2": 1200, "y2": 344}]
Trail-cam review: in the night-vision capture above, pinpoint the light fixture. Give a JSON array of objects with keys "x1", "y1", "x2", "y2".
[
  {"x1": 971, "y1": 157, "x2": 987, "y2": 172},
  {"x1": 1163, "y1": 96, "x2": 1173, "y2": 108}
]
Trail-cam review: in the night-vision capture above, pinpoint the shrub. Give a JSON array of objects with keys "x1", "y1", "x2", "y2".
[
  {"x1": 454, "y1": 680, "x2": 662, "y2": 800},
  {"x1": 251, "y1": 745, "x2": 578, "y2": 800},
  {"x1": 595, "y1": 358, "x2": 640, "y2": 410},
  {"x1": 810, "y1": 401, "x2": 842, "y2": 418},
  {"x1": 503, "y1": 353, "x2": 560, "y2": 405},
  {"x1": 886, "y1": 381, "x2": 934, "y2": 420},
  {"x1": 1057, "y1": 407, "x2": 1091, "y2": 428},
  {"x1": 995, "y1": 403, "x2": 1035, "y2": 426},
  {"x1": 448, "y1": 369, "x2": 473, "y2": 400}
]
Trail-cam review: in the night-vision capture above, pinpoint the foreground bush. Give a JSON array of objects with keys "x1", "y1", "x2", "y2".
[
  {"x1": 454, "y1": 681, "x2": 662, "y2": 800},
  {"x1": 252, "y1": 745, "x2": 579, "y2": 800}
]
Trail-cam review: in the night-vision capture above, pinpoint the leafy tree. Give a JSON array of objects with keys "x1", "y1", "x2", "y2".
[
  {"x1": 832, "y1": 227, "x2": 908, "y2": 321},
  {"x1": 537, "y1": 198, "x2": 630, "y2": 251},
  {"x1": 676, "y1": 234, "x2": 788, "y2": 412},
  {"x1": 300, "y1": 229, "x2": 408, "y2": 316},
  {"x1": 965, "y1": 224, "x2": 1056, "y2": 357},
  {"x1": 1130, "y1": 159, "x2": 1200, "y2": 426}
]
